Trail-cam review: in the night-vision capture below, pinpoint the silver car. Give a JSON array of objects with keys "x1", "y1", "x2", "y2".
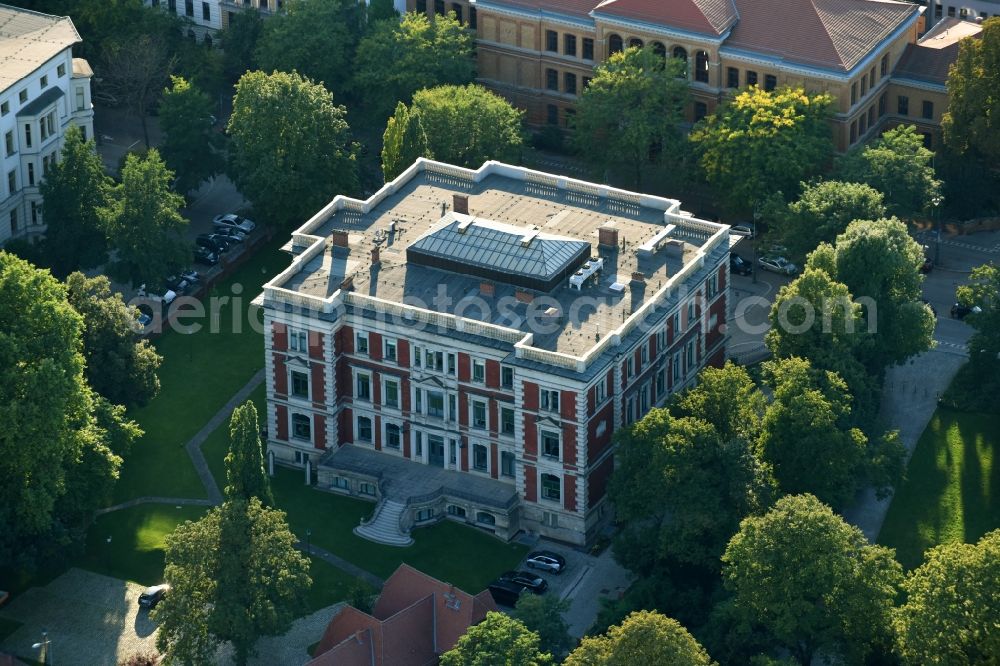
[{"x1": 758, "y1": 255, "x2": 798, "y2": 276}]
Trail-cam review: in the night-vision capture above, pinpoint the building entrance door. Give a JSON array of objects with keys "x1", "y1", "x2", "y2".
[{"x1": 428, "y1": 434, "x2": 445, "y2": 467}]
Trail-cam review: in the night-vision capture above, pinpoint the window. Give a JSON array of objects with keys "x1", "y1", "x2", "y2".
[
  {"x1": 291, "y1": 370, "x2": 309, "y2": 398},
  {"x1": 869, "y1": 67, "x2": 875, "y2": 89},
  {"x1": 547, "y1": 104, "x2": 558, "y2": 125},
  {"x1": 360, "y1": 482, "x2": 376, "y2": 496},
  {"x1": 355, "y1": 332, "x2": 369, "y2": 355},
  {"x1": 861, "y1": 75, "x2": 867, "y2": 97},
  {"x1": 541, "y1": 430, "x2": 560, "y2": 459},
  {"x1": 726, "y1": 67, "x2": 739, "y2": 88},
  {"x1": 451, "y1": 3, "x2": 462, "y2": 21},
  {"x1": 75, "y1": 87, "x2": 85, "y2": 111},
  {"x1": 357, "y1": 416, "x2": 372, "y2": 442},
  {"x1": 427, "y1": 390, "x2": 444, "y2": 418},
  {"x1": 687, "y1": 301, "x2": 696, "y2": 323},
  {"x1": 745, "y1": 70, "x2": 757, "y2": 87},
  {"x1": 473, "y1": 443, "x2": 488, "y2": 471},
  {"x1": 582, "y1": 37, "x2": 594, "y2": 60},
  {"x1": 764, "y1": 74, "x2": 777, "y2": 91},
  {"x1": 609, "y1": 34, "x2": 623, "y2": 54},
  {"x1": 472, "y1": 399, "x2": 487, "y2": 429},
  {"x1": 624, "y1": 357, "x2": 632, "y2": 381},
  {"x1": 448, "y1": 504, "x2": 466, "y2": 518},
  {"x1": 540, "y1": 389, "x2": 559, "y2": 412},
  {"x1": 545, "y1": 30, "x2": 558, "y2": 52},
  {"x1": 415, "y1": 431, "x2": 423, "y2": 457},
  {"x1": 469, "y1": 7, "x2": 476, "y2": 28},
  {"x1": 412, "y1": 345, "x2": 422, "y2": 367},
  {"x1": 501, "y1": 451, "x2": 515, "y2": 477},
  {"x1": 656, "y1": 328, "x2": 666, "y2": 351},
  {"x1": 686, "y1": 339, "x2": 696, "y2": 368},
  {"x1": 564, "y1": 34, "x2": 576, "y2": 57},
  {"x1": 416, "y1": 0, "x2": 426, "y2": 13},
  {"x1": 448, "y1": 394, "x2": 456, "y2": 422},
  {"x1": 472, "y1": 358, "x2": 485, "y2": 383},
  {"x1": 707, "y1": 273, "x2": 719, "y2": 298},
  {"x1": 40, "y1": 75, "x2": 47, "y2": 89},
  {"x1": 7, "y1": 170, "x2": 15, "y2": 194},
  {"x1": 332, "y1": 476, "x2": 349, "y2": 490},
  {"x1": 501, "y1": 366, "x2": 513, "y2": 389},
  {"x1": 541, "y1": 473, "x2": 561, "y2": 502},
  {"x1": 415, "y1": 388, "x2": 422, "y2": 413},
  {"x1": 292, "y1": 413, "x2": 311, "y2": 440},
  {"x1": 384, "y1": 378, "x2": 399, "y2": 408},
  {"x1": 694, "y1": 101, "x2": 707, "y2": 122},
  {"x1": 477, "y1": 511, "x2": 496, "y2": 526},
  {"x1": 652, "y1": 41, "x2": 666, "y2": 58},
  {"x1": 4, "y1": 131, "x2": 13, "y2": 157},
  {"x1": 19, "y1": 90, "x2": 27, "y2": 103},
  {"x1": 694, "y1": 51, "x2": 709, "y2": 83},
  {"x1": 185, "y1": 0, "x2": 194, "y2": 17},
  {"x1": 356, "y1": 372, "x2": 371, "y2": 401},
  {"x1": 851, "y1": 82, "x2": 858, "y2": 105},
  {"x1": 425, "y1": 349, "x2": 443, "y2": 371},
  {"x1": 449, "y1": 438, "x2": 457, "y2": 464},
  {"x1": 935, "y1": 3, "x2": 942, "y2": 17},
  {"x1": 501, "y1": 406, "x2": 515, "y2": 435},
  {"x1": 9, "y1": 210, "x2": 16, "y2": 235},
  {"x1": 656, "y1": 369, "x2": 665, "y2": 398},
  {"x1": 641, "y1": 344, "x2": 648, "y2": 365},
  {"x1": 565, "y1": 72, "x2": 577, "y2": 95},
  {"x1": 168, "y1": 0, "x2": 176, "y2": 11},
  {"x1": 57, "y1": 64, "x2": 66, "y2": 77},
  {"x1": 546, "y1": 69, "x2": 559, "y2": 91},
  {"x1": 947, "y1": 6, "x2": 955, "y2": 16},
  {"x1": 0, "y1": 101, "x2": 8, "y2": 116},
  {"x1": 922, "y1": 132, "x2": 933, "y2": 149},
  {"x1": 543, "y1": 512, "x2": 559, "y2": 528},
  {"x1": 203, "y1": 1, "x2": 210, "y2": 20},
  {"x1": 595, "y1": 378, "x2": 606, "y2": 405},
  {"x1": 24, "y1": 124, "x2": 31, "y2": 149},
  {"x1": 416, "y1": 508, "x2": 435, "y2": 522},
  {"x1": 384, "y1": 338, "x2": 397, "y2": 362},
  {"x1": 850, "y1": 120, "x2": 857, "y2": 144},
  {"x1": 879, "y1": 93, "x2": 886, "y2": 117},
  {"x1": 30, "y1": 201, "x2": 37, "y2": 225},
  {"x1": 672, "y1": 352, "x2": 681, "y2": 381},
  {"x1": 447, "y1": 352, "x2": 456, "y2": 375},
  {"x1": 288, "y1": 328, "x2": 306, "y2": 352},
  {"x1": 868, "y1": 105, "x2": 875, "y2": 127},
  {"x1": 673, "y1": 46, "x2": 688, "y2": 70},
  {"x1": 628, "y1": 37, "x2": 643, "y2": 48},
  {"x1": 385, "y1": 423, "x2": 401, "y2": 449},
  {"x1": 922, "y1": 100, "x2": 934, "y2": 119},
  {"x1": 898, "y1": 95, "x2": 908, "y2": 116}
]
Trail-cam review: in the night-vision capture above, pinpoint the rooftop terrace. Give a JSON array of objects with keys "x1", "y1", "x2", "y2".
[{"x1": 265, "y1": 160, "x2": 729, "y2": 365}]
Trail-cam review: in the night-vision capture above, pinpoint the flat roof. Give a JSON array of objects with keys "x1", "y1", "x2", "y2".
[{"x1": 266, "y1": 160, "x2": 728, "y2": 361}]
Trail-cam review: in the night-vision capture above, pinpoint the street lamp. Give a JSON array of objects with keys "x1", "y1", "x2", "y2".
[
  {"x1": 932, "y1": 195, "x2": 944, "y2": 266},
  {"x1": 31, "y1": 629, "x2": 50, "y2": 665},
  {"x1": 305, "y1": 529, "x2": 311, "y2": 555}
]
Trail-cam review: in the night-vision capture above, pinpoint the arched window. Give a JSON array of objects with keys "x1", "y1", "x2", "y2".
[
  {"x1": 476, "y1": 511, "x2": 496, "y2": 526},
  {"x1": 672, "y1": 46, "x2": 689, "y2": 77},
  {"x1": 608, "y1": 34, "x2": 623, "y2": 55},
  {"x1": 695, "y1": 50, "x2": 710, "y2": 83},
  {"x1": 628, "y1": 37, "x2": 644, "y2": 49},
  {"x1": 651, "y1": 41, "x2": 666, "y2": 58}
]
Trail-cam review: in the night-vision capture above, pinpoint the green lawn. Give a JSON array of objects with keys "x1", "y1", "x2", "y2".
[
  {"x1": 202, "y1": 383, "x2": 268, "y2": 491},
  {"x1": 113, "y1": 236, "x2": 290, "y2": 502},
  {"x1": 0, "y1": 617, "x2": 23, "y2": 642},
  {"x1": 879, "y1": 407, "x2": 1000, "y2": 569}
]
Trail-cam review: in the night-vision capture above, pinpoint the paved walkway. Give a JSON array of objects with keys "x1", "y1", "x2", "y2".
[
  {"x1": 94, "y1": 496, "x2": 214, "y2": 516},
  {"x1": 213, "y1": 603, "x2": 345, "y2": 666},
  {"x1": 297, "y1": 542, "x2": 384, "y2": 589}
]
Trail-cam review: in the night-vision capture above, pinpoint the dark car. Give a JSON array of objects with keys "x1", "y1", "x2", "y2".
[
  {"x1": 164, "y1": 274, "x2": 191, "y2": 294},
  {"x1": 194, "y1": 246, "x2": 219, "y2": 266},
  {"x1": 196, "y1": 235, "x2": 226, "y2": 254},
  {"x1": 950, "y1": 303, "x2": 982, "y2": 319},
  {"x1": 498, "y1": 570, "x2": 548, "y2": 594},
  {"x1": 138, "y1": 584, "x2": 169, "y2": 609},
  {"x1": 730, "y1": 254, "x2": 753, "y2": 276},
  {"x1": 525, "y1": 550, "x2": 567, "y2": 575},
  {"x1": 206, "y1": 234, "x2": 236, "y2": 252},
  {"x1": 920, "y1": 245, "x2": 933, "y2": 273},
  {"x1": 488, "y1": 580, "x2": 526, "y2": 608}
]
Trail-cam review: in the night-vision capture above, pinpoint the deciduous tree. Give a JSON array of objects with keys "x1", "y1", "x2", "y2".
[
  {"x1": 564, "y1": 610, "x2": 713, "y2": 665},
  {"x1": 722, "y1": 494, "x2": 902, "y2": 665},
  {"x1": 353, "y1": 11, "x2": 474, "y2": 120},
  {"x1": 381, "y1": 101, "x2": 432, "y2": 181},
  {"x1": 943, "y1": 18, "x2": 1000, "y2": 168},
  {"x1": 159, "y1": 76, "x2": 223, "y2": 194},
  {"x1": 893, "y1": 529, "x2": 1000, "y2": 664},
  {"x1": 573, "y1": 46, "x2": 690, "y2": 188},
  {"x1": 440, "y1": 612, "x2": 552, "y2": 666},
  {"x1": 98, "y1": 34, "x2": 176, "y2": 147},
  {"x1": 228, "y1": 70, "x2": 358, "y2": 227},
  {"x1": 513, "y1": 594, "x2": 572, "y2": 658},
  {"x1": 104, "y1": 149, "x2": 190, "y2": 287},
  {"x1": 65, "y1": 272, "x2": 162, "y2": 406},
  {"x1": 690, "y1": 87, "x2": 833, "y2": 212},
  {"x1": 671, "y1": 361, "x2": 767, "y2": 445},
  {"x1": 953, "y1": 262, "x2": 1000, "y2": 411},
  {"x1": 221, "y1": 9, "x2": 262, "y2": 82},
  {"x1": 38, "y1": 125, "x2": 114, "y2": 277},
  {"x1": 224, "y1": 401, "x2": 274, "y2": 505}
]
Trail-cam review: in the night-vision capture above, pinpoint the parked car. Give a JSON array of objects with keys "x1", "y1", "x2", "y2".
[
  {"x1": 206, "y1": 234, "x2": 238, "y2": 252},
  {"x1": 488, "y1": 580, "x2": 526, "y2": 608},
  {"x1": 180, "y1": 269, "x2": 201, "y2": 285},
  {"x1": 196, "y1": 235, "x2": 227, "y2": 255},
  {"x1": 213, "y1": 227, "x2": 246, "y2": 243},
  {"x1": 730, "y1": 254, "x2": 753, "y2": 276},
  {"x1": 138, "y1": 584, "x2": 169, "y2": 609},
  {"x1": 920, "y1": 245, "x2": 933, "y2": 273},
  {"x1": 213, "y1": 213, "x2": 255, "y2": 234},
  {"x1": 525, "y1": 551, "x2": 567, "y2": 575},
  {"x1": 950, "y1": 303, "x2": 982, "y2": 319},
  {"x1": 758, "y1": 255, "x2": 798, "y2": 276},
  {"x1": 498, "y1": 570, "x2": 548, "y2": 594},
  {"x1": 136, "y1": 284, "x2": 177, "y2": 305},
  {"x1": 165, "y1": 274, "x2": 192, "y2": 294},
  {"x1": 194, "y1": 246, "x2": 219, "y2": 266},
  {"x1": 730, "y1": 224, "x2": 754, "y2": 238},
  {"x1": 133, "y1": 304, "x2": 153, "y2": 332}
]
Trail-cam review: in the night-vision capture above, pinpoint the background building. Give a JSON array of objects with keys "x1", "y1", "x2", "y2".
[
  {"x1": 0, "y1": 4, "x2": 94, "y2": 244},
  {"x1": 258, "y1": 158, "x2": 731, "y2": 547}
]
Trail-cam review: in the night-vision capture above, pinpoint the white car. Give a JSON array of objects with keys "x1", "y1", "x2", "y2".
[
  {"x1": 212, "y1": 213, "x2": 255, "y2": 234},
  {"x1": 758, "y1": 255, "x2": 798, "y2": 276},
  {"x1": 137, "y1": 284, "x2": 177, "y2": 305},
  {"x1": 730, "y1": 224, "x2": 754, "y2": 238}
]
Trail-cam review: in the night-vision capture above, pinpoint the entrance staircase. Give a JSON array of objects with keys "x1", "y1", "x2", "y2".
[{"x1": 353, "y1": 498, "x2": 413, "y2": 546}]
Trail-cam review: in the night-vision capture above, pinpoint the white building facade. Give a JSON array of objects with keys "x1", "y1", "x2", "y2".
[{"x1": 0, "y1": 4, "x2": 94, "y2": 244}]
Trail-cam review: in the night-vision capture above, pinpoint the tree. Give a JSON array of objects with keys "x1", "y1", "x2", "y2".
[
  {"x1": 155, "y1": 498, "x2": 311, "y2": 665},
  {"x1": 224, "y1": 401, "x2": 274, "y2": 505},
  {"x1": 38, "y1": 125, "x2": 114, "y2": 276},
  {"x1": 256, "y1": 0, "x2": 364, "y2": 94},
  {"x1": 671, "y1": 361, "x2": 767, "y2": 445},
  {"x1": 690, "y1": 87, "x2": 834, "y2": 212},
  {"x1": 439, "y1": 612, "x2": 552, "y2": 666},
  {"x1": 564, "y1": 610, "x2": 713, "y2": 666},
  {"x1": 0, "y1": 252, "x2": 127, "y2": 564},
  {"x1": 408, "y1": 84, "x2": 524, "y2": 169},
  {"x1": 98, "y1": 34, "x2": 176, "y2": 147},
  {"x1": 381, "y1": 101, "x2": 432, "y2": 181},
  {"x1": 366, "y1": 0, "x2": 398, "y2": 23},
  {"x1": 353, "y1": 11, "x2": 475, "y2": 120},
  {"x1": 953, "y1": 263, "x2": 1000, "y2": 410},
  {"x1": 104, "y1": 149, "x2": 191, "y2": 287},
  {"x1": 573, "y1": 46, "x2": 690, "y2": 188},
  {"x1": 942, "y1": 18, "x2": 1000, "y2": 169},
  {"x1": 221, "y1": 9, "x2": 263, "y2": 82},
  {"x1": 893, "y1": 529, "x2": 1000, "y2": 664},
  {"x1": 610, "y1": 409, "x2": 773, "y2": 573},
  {"x1": 837, "y1": 125, "x2": 942, "y2": 218},
  {"x1": 228, "y1": 70, "x2": 358, "y2": 227},
  {"x1": 513, "y1": 594, "x2": 572, "y2": 658},
  {"x1": 769, "y1": 180, "x2": 886, "y2": 261},
  {"x1": 65, "y1": 272, "x2": 162, "y2": 406},
  {"x1": 722, "y1": 494, "x2": 902, "y2": 665},
  {"x1": 159, "y1": 76, "x2": 224, "y2": 194}
]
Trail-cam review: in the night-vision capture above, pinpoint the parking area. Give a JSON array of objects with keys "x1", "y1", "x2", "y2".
[{"x1": 0, "y1": 569, "x2": 158, "y2": 665}]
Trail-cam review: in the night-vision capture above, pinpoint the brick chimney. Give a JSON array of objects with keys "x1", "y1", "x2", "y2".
[
  {"x1": 480, "y1": 281, "x2": 495, "y2": 297},
  {"x1": 598, "y1": 226, "x2": 619, "y2": 249},
  {"x1": 631, "y1": 271, "x2": 646, "y2": 284},
  {"x1": 371, "y1": 246, "x2": 380, "y2": 265},
  {"x1": 453, "y1": 194, "x2": 469, "y2": 215},
  {"x1": 340, "y1": 276, "x2": 354, "y2": 291},
  {"x1": 331, "y1": 230, "x2": 349, "y2": 248}
]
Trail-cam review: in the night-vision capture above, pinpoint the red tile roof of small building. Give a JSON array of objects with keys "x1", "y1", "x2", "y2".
[
  {"x1": 593, "y1": 0, "x2": 739, "y2": 36},
  {"x1": 894, "y1": 17, "x2": 983, "y2": 85},
  {"x1": 476, "y1": 0, "x2": 598, "y2": 20}
]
